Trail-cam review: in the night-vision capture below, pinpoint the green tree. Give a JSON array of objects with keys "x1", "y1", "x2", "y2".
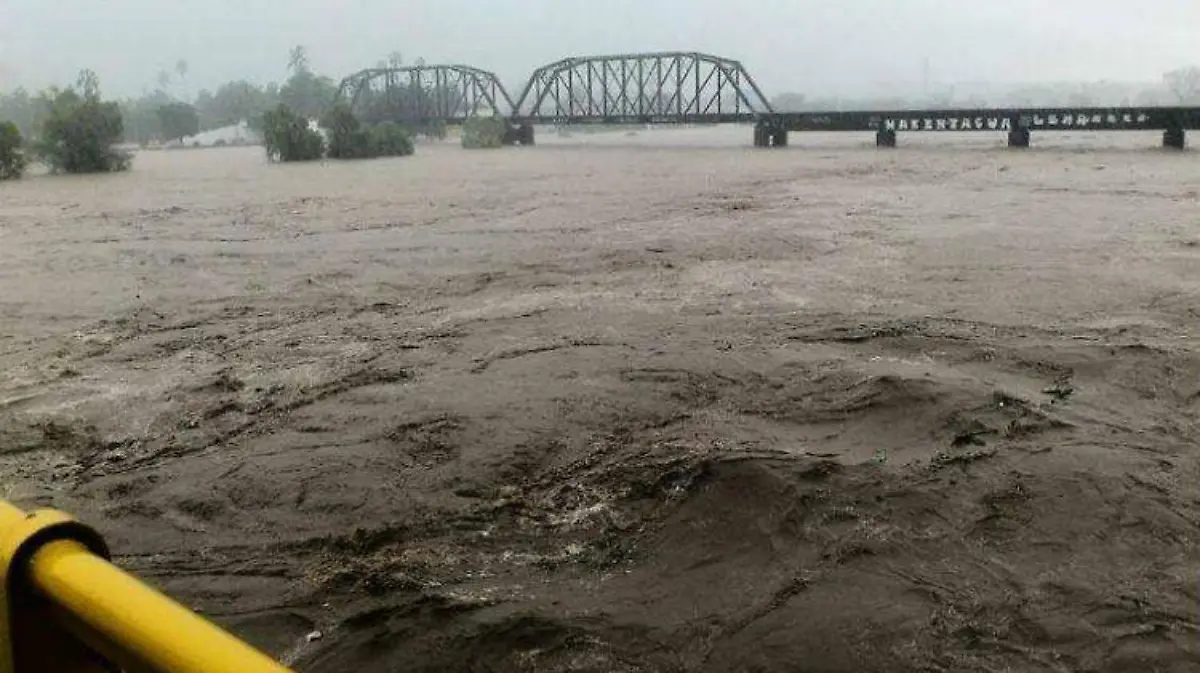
[
  {"x1": 320, "y1": 103, "x2": 372, "y2": 158},
  {"x1": 278, "y1": 46, "x2": 336, "y2": 120},
  {"x1": 35, "y1": 71, "x2": 130, "y2": 174},
  {"x1": 157, "y1": 101, "x2": 200, "y2": 143},
  {"x1": 461, "y1": 116, "x2": 508, "y2": 149},
  {"x1": 280, "y1": 69, "x2": 336, "y2": 120},
  {"x1": 0, "y1": 121, "x2": 27, "y2": 180},
  {"x1": 320, "y1": 104, "x2": 414, "y2": 159},
  {"x1": 261, "y1": 104, "x2": 323, "y2": 162},
  {"x1": 370, "y1": 121, "x2": 414, "y2": 156}
]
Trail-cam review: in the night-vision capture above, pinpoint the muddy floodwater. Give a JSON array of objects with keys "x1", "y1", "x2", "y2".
[{"x1": 2, "y1": 128, "x2": 1199, "y2": 672}]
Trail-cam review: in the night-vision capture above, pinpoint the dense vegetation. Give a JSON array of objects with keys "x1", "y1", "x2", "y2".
[
  {"x1": 261, "y1": 104, "x2": 325, "y2": 162},
  {"x1": 320, "y1": 104, "x2": 413, "y2": 160},
  {"x1": 0, "y1": 45, "x2": 462, "y2": 155},
  {"x1": 461, "y1": 116, "x2": 510, "y2": 149},
  {"x1": 0, "y1": 46, "x2": 339, "y2": 147},
  {"x1": 260, "y1": 102, "x2": 415, "y2": 163},
  {"x1": 369, "y1": 122, "x2": 415, "y2": 157},
  {"x1": 156, "y1": 102, "x2": 200, "y2": 144},
  {"x1": 0, "y1": 121, "x2": 26, "y2": 180},
  {"x1": 33, "y1": 71, "x2": 130, "y2": 174},
  {"x1": 0, "y1": 70, "x2": 131, "y2": 177}
]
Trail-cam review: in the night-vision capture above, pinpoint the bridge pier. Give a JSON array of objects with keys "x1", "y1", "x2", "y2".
[
  {"x1": 1007, "y1": 124, "x2": 1031, "y2": 148},
  {"x1": 1163, "y1": 126, "x2": 1186, "y2": 149},
  {"x1": 876, "y1": 129, "x2": 897, "y2": 148},
  {"x1": 753, "y1": 121, "x2": 788, "y2": 148},
  {"x1": 504, "y1": 123, "x2": 535, "y2": 146}
]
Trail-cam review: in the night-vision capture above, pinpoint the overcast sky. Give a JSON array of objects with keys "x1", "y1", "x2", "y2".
[{"x1": 1, "y1": 0, "x2": 1197, "y2": 98}]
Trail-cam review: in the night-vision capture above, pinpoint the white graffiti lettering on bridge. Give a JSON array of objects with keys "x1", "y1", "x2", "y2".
[{"x1": 882, "y1": 112, "x2": 1152, "y2": 132}]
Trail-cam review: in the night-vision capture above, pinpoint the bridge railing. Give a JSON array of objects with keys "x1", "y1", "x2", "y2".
[{"x1": 0, "y1": 499, "x2": 295, "y2": 673}]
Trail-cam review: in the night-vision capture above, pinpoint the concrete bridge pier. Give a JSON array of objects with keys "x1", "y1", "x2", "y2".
[
  {"x1": 1163, "y1": 126, "x2": 1186, "y2": 149},
  {"x1": 1007, "y1": 122, "x2": 1031, "y2": 148},
  {"x1": 876, "y1": 129, "x2": 897, "y2": 148},
  {"x1": 754, "y1": 120, "x2": 788, "y2": 148},
  {"x1": 506, "y1": 123, "x2": 535, "y2": 146}
]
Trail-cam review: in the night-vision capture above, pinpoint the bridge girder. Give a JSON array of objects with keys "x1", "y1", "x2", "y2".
[
  {"x1": 513, "y1": 52, "x2": 775, "y2": 124},
  {"x1": 334, "y1": 65, "x2": 517, "y2": 126}
]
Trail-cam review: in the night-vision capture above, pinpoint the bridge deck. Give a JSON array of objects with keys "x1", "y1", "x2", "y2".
[
  {"x1": 776, "y1": 107, "x2": 1200, "y2": 133},
  {"x1": 509, "y1": 107, "x2": 1200, "y2": 131}
]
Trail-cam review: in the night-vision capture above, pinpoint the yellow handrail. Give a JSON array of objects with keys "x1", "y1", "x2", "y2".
[{"x1": 0, "y1": 499, "x2": 296, "y2": 673}]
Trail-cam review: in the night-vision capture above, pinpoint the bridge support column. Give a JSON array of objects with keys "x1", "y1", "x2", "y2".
[
  {"x1": 516, "y1": 123, "x2": 535, "y2": 146},
  {"x1": 876, "y1": 129, "x2": 897, "y2": 148},
  {"x1": 1008, "y1": 126, "x2": 1031, "y2": 148},
  {"x1": 504, "y1": 123, "x2": 535, "y2": 146},
  {"x1": 1163, "y1": 126, "x2": 1186, "y2": 149},
  {"x1": 754, "y1": 121, "x2": 788, "y2": 148}
]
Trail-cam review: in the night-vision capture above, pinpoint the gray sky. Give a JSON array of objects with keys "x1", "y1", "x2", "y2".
[{"x1": 2, "y1": 0, "x2": 1198, "y2": 98}]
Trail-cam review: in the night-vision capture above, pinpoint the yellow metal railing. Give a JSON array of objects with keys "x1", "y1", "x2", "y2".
[{"x1": 0, "y1": 499, "x2": 297, "y2": 673}]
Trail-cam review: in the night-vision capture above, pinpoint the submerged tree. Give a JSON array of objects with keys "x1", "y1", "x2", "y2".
[
  {"x1": 460, "y1": 116, "x2": 509, "y2": 149},
  {"x1": 369, "y1": 121, "x2": 413, "y2": 157},
  {"x1": 0, "y1": 121, "x2": 27, "y2": 180},
  {"x1": 35, "y1": 70, "x2": 130, "y2": 174},
  {"x1": 261, "y1": 103, "x2": 324, "y2": 162},
  {"x1": 320, "y1": 103, "x2": 414, "y2": 160},
  {"x1": 157, "y1": 101, "x2": 200, "y2": 143},
  {"x1": 321, "y1": 103, "x2": 373, "y2": 159}
]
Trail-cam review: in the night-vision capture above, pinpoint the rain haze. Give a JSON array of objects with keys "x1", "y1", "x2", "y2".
[
  {"x1": 2, "y1": 0, "x2": 1200, "y2": 96},
  {"x1": 4, "y1": 1, "x2": 1200, "y2": 672}
]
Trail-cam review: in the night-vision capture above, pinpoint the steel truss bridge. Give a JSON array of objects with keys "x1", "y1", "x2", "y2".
[
  {"x1": 335, "y1": 51, "x2": 1200, "y2": 149},
  {"x1": 335, "y1": 64, "x2": 516, "y2": 127}
]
